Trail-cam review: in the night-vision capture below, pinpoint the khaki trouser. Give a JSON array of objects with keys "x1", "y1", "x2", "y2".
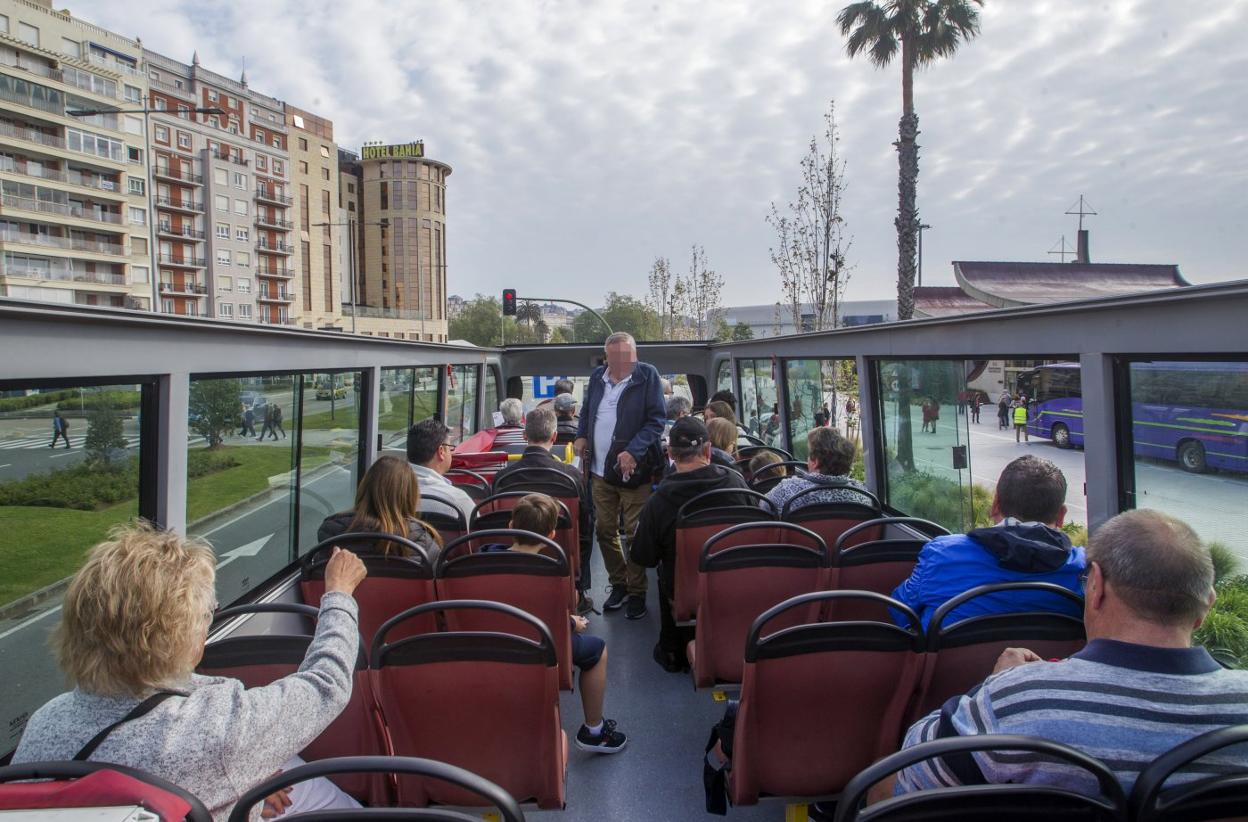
[{"x1": 590, "y1": 475, "x2": 650, "y2": 596}]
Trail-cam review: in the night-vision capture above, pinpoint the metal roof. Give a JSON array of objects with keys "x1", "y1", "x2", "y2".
[{"x1": 954, "y1": 260, "x2": 1189, "y2": 308}]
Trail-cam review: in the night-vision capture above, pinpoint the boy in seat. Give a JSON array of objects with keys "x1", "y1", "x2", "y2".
[{"x1": 486, "y1": 493, "x2": 628, "y2": 754}]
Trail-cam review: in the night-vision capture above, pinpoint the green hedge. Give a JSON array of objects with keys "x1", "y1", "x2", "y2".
[
  {"x1": 0, "y1": 389, "x2": 78, "y2": 413},
  {"x1": 888, "y1": 470, "x2": 994, "y2": 533},
  {"x1": 56, "y1": 390, "x2": 141, "y2": 412}
]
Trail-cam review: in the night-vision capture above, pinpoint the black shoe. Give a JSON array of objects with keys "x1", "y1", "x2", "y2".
[
  {"x1": 576, "y1": 718, "x2": 627, "y2": 754},
  {"x1": 603, "y1": 587, "x2": 628, "y2": 611},
  {"x1": 653, "y1": 643, "x2": 686, "y2": 673},
  {"x1": 625, "y1": 595, "x2": 647, "y2": 620},
  {"x1": 576, "y1": 593, "x2": 597, "y2": 616}
]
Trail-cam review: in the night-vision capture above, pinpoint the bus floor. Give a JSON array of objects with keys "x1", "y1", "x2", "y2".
[{"x1": 542, "y1": 540, "x2": 780, "y2": 821}]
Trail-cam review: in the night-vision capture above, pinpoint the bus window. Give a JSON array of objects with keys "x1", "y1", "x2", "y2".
[
  {"x1": 445, "y1": 364, "x2": 480, "y2": 443},
  {"x1": 1126, "y1": 360, "x2": 1248, "y2": 565},
  {"x1": 785, "y1": 358, "x2": 856, "y2": 460},
  {"x1": 739, "y1": 359, "x2": 780, "y2": 447},
  {"x1": 715, "y1": 359, "x2": 733, "y2": 397},
  {"x1": 297, "y1": 371, "x2": 363, "y2": 556}
]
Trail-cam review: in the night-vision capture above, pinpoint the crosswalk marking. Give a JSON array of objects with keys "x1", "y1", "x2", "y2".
[{"x1": 0, "y1": 434, "x2": 207, "y2": 451}]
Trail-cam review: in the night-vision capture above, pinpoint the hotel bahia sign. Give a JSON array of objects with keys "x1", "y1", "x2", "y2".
[{"x1": 361, "y1": 141, "x2": 425, "y2": 160}]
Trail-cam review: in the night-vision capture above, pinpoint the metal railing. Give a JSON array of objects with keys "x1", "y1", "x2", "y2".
[
  {"x1": 153, "y1": 167, "x2": 203, "y2": 184},
  {"x1": 0, "y1": 230, "x2": 126, "y2": 256},
  {"x1": 257, "y1": 239, "x2": 294, "y2": 253},
  {"x1": 254, "y1": 188, "x2": 293, "y2": 205},
  {"x1": 0, "y1": 119, "x2": 65, "y2": 149},
  {"x1": 154, "y1": 195, "x2": 204, "y2": 212},
  {"x1": 257, "y1": 267, "x2": 294, "y2": 278},
  {"x1": 255, "y1": 215, "x2": 293, "y2": 230},
  {"x1": 0, "y1": 159, "x2": 123, "y2": 194},
  {"x1": 0, "y1": 261, "x2": 126, "y2": 284},
  {"x1": 1, "y1": 194, "x2": 124, "y2": 224},
  {"x1": 158, "y1": 281, "x2": 208, "y2": 295},
  {"x1": 157, "y1": 253, "x2": 207, "y2": 267},
  {"x1": 257, "y1": 287, "x2": 293, "y2": 301},
  {"x1": 209, "y1": 149, "x2": 249, "y2": 167},
  {"x1": 156, "y1": 225, "x2": 205, "y2": 240}
]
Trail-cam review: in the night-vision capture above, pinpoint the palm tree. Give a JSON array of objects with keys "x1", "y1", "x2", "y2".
[
  {"x1": 837, "y1": 0, "x2": 983, "y2": 320},
  {"x1": 516, "y1": 300, "x2": 542, "y2": 327}
]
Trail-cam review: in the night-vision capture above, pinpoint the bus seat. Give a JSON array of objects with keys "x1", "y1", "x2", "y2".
[
  {"x1": 446, "y1": 468, "x2": 493, "y2": 502},
  {"x1": 300, "y1": 533, "x2": 437, "y2": 647},
  {"x1": 729, "y1": 591, "x2": 924, "y2": 807},
  {"x1": 689, "y1": 523, "x2": 829, "y2": 688},
  {"x1": 226, "y1": 755, "x2": 527, "y2": 822},
  {"x1": 833, "y1": 735, "x2": 1125, "y2": 822},
  {"x1": 673, "y1": 490, "x2": 778, "y2": 623},
  {"x1": 435, "y1": 530, "x2": 575, "y2": 691},
  {"x1": 780, "y1": 486, "x2": 883, "y2": 551},
  {"x1": 471, "y1": 493, "x2": 578, "y2": 604},
  {"x1": 197, "y1": 603, "x2": 387, "y2": 805},
  {"x1": 490, "y1": 468, "x2": 584, "y2": 586},
  {"x1": 370, "y1": 600, "x2": 566, "y2": 810},
  {"x1": 911, "y1": 582, "x2": 1086, "y2": 724},
  {"x1": 0, "y1": 761, "x2": 211, "y2": 822},
  {"x1": 826, "y1": 518, "x2": 946, "y2": 621},
  {"x1": 748, "y1": 460, "x2": 809, "y2": 495},
  {"x1": 419, "y1": 497, "x2": 469, "y2": 546},
  {"x1": 1130, "y1": 724, "x2": 1248, "y2": 822}
]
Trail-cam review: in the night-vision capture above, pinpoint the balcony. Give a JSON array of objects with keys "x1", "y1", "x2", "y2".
[
  {"x1": 0, "y1": 120, "x2": 66, "y2": 150},
  {"x1": 157, "y1": 224, "x2": 205, "y2": 241},
  {"x1": 255, "y1": 188, "x2": 293, "y2": 206},
  {"x1": 0, "y1": 261, "x2": 126, "y2": 285},
  {"x1": 257, "y1": 266, "x2": 294, "y2": 278},
  {"x1": 158, "y1": 281, "x2": 208, "y2": 296},
  {"x1": 0, "y1": 230, "x2": 126, "y2": 256},
  {"x1": 149, "y1": 77, "x2": 195, "y2": 100},
  {"x1": 154, "y1": 195, "x2": 204, "y2": 214},
  {"x1": 257, "y1": 239, "x2": 294, "y2": 255},
  {"x1": 0, "y1": 159, "x2": 124, "y2": 195},
  {"x1": 157, "y1": 253, "x2": 207, "y2": 269},
  {"x1": 248, "y1": 109, "x2": 288, "y2": 132},
  {"x1": 209, "y1": 150, "x2": 249, "y2": 167},
  {"x1": 256, "y1": 314, "x2": 291, "y2": 325},
  {"x1": 255, "y1": 215, "x2": 293, "y2": 230},
  {"x1": 153, "y1": 167, "x2": 203, "y2": 185},
  {"x1": 0, "y1": 194, "x2": 124, "y2": 224},
  {"x1": 257, "y1": 287, "x2": 293, "y2": 303}
]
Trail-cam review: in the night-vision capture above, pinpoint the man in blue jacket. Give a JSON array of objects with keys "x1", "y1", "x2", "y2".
[
  {"x1": 574, "y1": 332, "x2": 667, "y2": 620},
  {"x1": 891, "y1": 455, "x2": 1086, "y2": 629}
]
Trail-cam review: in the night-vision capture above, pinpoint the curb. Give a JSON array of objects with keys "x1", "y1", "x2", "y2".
[{"x1": 185, "y1": 456, "x2": 345, "y2": 535}]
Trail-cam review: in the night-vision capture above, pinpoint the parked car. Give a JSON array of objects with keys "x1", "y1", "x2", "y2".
[{"x1": 316, "y1": 385, "x2": 347, "y2": 400}]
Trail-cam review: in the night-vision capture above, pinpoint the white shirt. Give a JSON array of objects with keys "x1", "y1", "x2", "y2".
[
  {"x1": 411, "y1": 463, "x2": 476, "y2": 523},
  {"x1": 591, "y1": 369, "x2": 631, "y2": 477}
]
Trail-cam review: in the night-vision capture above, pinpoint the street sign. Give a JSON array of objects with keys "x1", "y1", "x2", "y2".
[{"x1": 532, "y1": 376, "x2": 568, "y2": 399}]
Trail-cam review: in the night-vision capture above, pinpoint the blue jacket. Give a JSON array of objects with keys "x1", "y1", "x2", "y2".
[
  {"x1": 891, "y1": 519, "x2": 1086, "y2": 631},
  {"x1": 576, "y1": 362, "x2": 667, "y2": 465}
]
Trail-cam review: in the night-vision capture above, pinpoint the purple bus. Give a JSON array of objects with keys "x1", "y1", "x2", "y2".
[{"x1": 1017, "y1": 361, "x2": 1248, "y2": 474}]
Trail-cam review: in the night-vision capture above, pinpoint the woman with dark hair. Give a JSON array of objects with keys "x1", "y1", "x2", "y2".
[{"x1": 318, "y1": 455, "x2": 443, "y2": 559}]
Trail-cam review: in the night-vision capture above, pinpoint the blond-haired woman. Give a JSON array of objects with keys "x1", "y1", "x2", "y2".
[
  {"x1": 317, "y1": 454, "x2": 443, "y2": 560},
  {"x1": 13, "y1": 521, "x2": 367, "y2": 821}
]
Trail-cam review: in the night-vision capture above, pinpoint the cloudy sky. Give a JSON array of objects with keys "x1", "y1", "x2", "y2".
[{"x1": 89, "y1": 0, "x2": 1248, "y2": 307}]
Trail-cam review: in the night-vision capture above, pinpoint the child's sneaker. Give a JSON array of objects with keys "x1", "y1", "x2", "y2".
[{"x1": 576, "y1": 718, "x2": 627, "y2": 754}]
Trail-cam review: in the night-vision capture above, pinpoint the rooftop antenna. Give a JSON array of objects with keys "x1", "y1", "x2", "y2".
[
  {"x1": 1048, "y1": 235, "x2": 1075, "y2": 263},
  {"x1": 1065, "y1": 195, "x2": 1097, "y2": 232},
  {"x1": 1065, "y1": 195, "x2": 1097, "y2": 263}
]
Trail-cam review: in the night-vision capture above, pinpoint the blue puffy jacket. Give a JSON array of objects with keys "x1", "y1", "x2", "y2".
[
  {"x1": 890, "y1": 519, "x2": 1086, "y2": 630},
  {"x1": 576, "y1": 362, "x2": 667, "y2": 467}
]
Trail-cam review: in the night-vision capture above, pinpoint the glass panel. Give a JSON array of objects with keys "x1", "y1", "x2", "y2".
[
  {"x1": 785, "y1": 359, "x2": 856, "y2": 461},
  {"x1": 876, "y1": 360, "x2": 975, "y2": 533},
  {"x1": 484, "y1": 365, "x2": 499, "y2": 415},
  {"x1": 0, "y1": 382, "x2": 144, "y2": 759},
  {"x1": 739, "y1": 358, "x2": 781, "y2": 447},
  {"x1": 1127, "y1": 360, "x2": 1248, "y2": 566},
  {"x1": 445, "y1": 365, "x2": 479, "y2": 443},
  {"x1": 715, "y1": 360, "x2": 733, "y2": 396},
  {"x1": 186, "y1": 376, "x2": 297, "y2": 604},
  {"x1": 378, "y1": 366, "x2": 439, "y2": 457},
  {"x1": 297, "y1": 372, "x2": 363, "y2": 555}
]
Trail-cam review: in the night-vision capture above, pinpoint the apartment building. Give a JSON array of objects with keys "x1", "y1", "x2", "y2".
[
  {"x1": 287, "y1": 104, "x2": 339, "y2": 330},
  {"x1": 145, "y1": 50, "x2": 294, "y2": 324},
  {"x1": 0, "y1": 0, "x2": 153, "y2": 310},
  {"x1": 339, "y1": 140, "x2": 450, "y2": 341}
]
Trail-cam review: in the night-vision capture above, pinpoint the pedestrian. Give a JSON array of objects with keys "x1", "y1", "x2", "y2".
[
  {"x1": 50, "y1": 410, "x2": 70, "y2": 449},
  {"x1": 271, "y1": 403, "x2": 285, "y2": 439},
  {"x1": 970, "y1": 392, "x2": 981, "y2": 424},
  {"x1": 956, "y1": 390, "x2": 967, "y2": 416},
  {"x1": 997, "y1": 393, "x2": 1010, "y2": 430},
  {"x1": 824, "y1": 402, "x2": 835, "y2": 429},
  {"x1": 239, "y1": 404, "x2": 256, "y2": 438},
  {"x1": 1013, "y1": 394, "x2": 1029, "y2": 443},
  {"x1": 814, "y1": 406, "x2": 828, "y2": 429},
  {"x1": 921, "y1": 397, "x2": 939, "y2": 434},
  {"x1": 257, "y1": 404, "x2": 274, "y2": 441}
]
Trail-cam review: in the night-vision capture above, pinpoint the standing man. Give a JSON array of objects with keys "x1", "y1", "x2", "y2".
[
  {"x1": 50, "y1": 410, "x2": 70, "y2": 449},
  {"x1": 1013, "y1": 394, "x2": 1029, "y2": 443},
  {"x1": 574, "y1": 332, "x2": 667, "y2": 620}
]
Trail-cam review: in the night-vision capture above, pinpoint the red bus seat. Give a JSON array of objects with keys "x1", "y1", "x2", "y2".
[
  {"x1": 491, "y1": 465, "x2": 584, "y2": 579},
  {"x1": 300, "y1": 532, "x2": 437, "y2": 647},
  {"x1": 435, "y1": 530, "x2": 575, "y2": 691},
  {"x1": 827, "y1": 517, "x2": 947, "y2": 621},
  {"x1": 780, "y1": 485, "x2": 883, "y2": 552},
  {"x1": 911, "y1": 582, "x2": 1086, "y2": 723},
  {"x1": 446, "y1": 468, "x2": 493, "y2": 502},
  {"x1": 729, "y1": 591, "x2": 924, "y2": 806},
  {"x1": 748, "y1": 460, "x2": 809, "y2": 495},
  {"x1": 370, "y1": 600, "x2": 566, "y2": 810},
  {"x1": 197, "y1": 603, "x2": 386, "y2": 804},
  {"x1": 471, "y1": 492, "x2": 577, "y2": 604},
  {"x1": 0, "y1": 760, "x2": 211, "y2": 822},
  {"x1": 673, "y1": 489, "x2": 778, "y2": 623},
  {"x1": 1131, "y1": 724, "x2": 1248, "y2": 822},
  {"x1": 689, "y1": 522, "x2": 829, "y2": 688},
  {"x1": 419, "y1": 496, "x2": 469, "y2": 546}
]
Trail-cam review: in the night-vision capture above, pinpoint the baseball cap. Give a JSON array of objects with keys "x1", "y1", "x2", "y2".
[
  {"x1": 553, "y1": 393, "x2": 578, "y2": 412},
  {"x1": 669, "y1": 416, "x2": 708, "y2": 448}
]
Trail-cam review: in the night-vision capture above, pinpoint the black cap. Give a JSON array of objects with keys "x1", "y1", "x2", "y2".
[{"x1": 669, "y1": 416, "x2": 708, "y2": 448}]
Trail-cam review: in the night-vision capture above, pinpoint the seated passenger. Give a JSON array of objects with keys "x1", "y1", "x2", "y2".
[
  {"x1": 13, "y1": 522, "x2": 368, "y2": 820},
  {"x1": 318, "y1": 454, "x2": 444, "y2": 560},
  {"x1": 485, "y1": 494, "x2": 627, "y2": 754},
  {"x1": 493, "y1": 406, "x2": 594, "y2": 614},
  {"x1": 710, "y1": 389, "x2": 738, "y2": 415},
  {"x1": 702, "y1": 400, "x2": 736, "y2": 425},
  {"x1": 765, "y1": 427, "x2": 873, "y2": 513},
  {"x1": 891, "y1": 510, "x2": 1248, "y2": 798},
  {"x1": 407, "y1": 418, "x2": 476, "y2": 524},
  {"x1": 891, "y1": 455, "x2": 1084, "y2": 629},
  {"x1": 632, "y1": 417, "x2": 752, "y2": 673},
  {"x1": 553, "y1": 392, "x2": 580, "y2": 441},
  {"x1": 666, "y1": 394, "x2": 692, "y2": 424},
  {"x1": 493, "y1": 398, "x2": 527, "y2": 450},
  {"x1": 748, "y1": 449, "x2": 787, "y2": 483},
  {"x1": 706, "y1": 417, "x2": 740, "y2": 470}
]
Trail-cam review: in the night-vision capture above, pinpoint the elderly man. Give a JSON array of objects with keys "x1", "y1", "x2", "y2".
[
  {"x1": 889, "y1": 509, "x2": 1248, "y2": 798},
  {"x1": 554, "y1": 393, "x2": 580, "y2": 441},
  {"x1": 574, "y1": 332, "x2": 667, "y2": 620},
  {"x1": 493, "y1": 397, "x2": 527, "y2": 451},
  {"x1": 407, "y1": 418, "x2": 476, "y2": 524}
]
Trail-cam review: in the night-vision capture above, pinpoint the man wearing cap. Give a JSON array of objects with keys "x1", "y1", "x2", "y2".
[
  {"x1": 553, "y1": 392, "x2": 580, "y2": 442},
  {"x1": 631, "y1": 416, "x2": 753, "y2": 672}
]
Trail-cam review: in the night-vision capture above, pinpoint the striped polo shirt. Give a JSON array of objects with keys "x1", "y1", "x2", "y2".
[{"x1": 897, "y1": 639, "x2": 1248, "y2": 795}]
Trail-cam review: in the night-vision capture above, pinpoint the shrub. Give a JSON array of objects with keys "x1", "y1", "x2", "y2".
[
  {"x1": 189, "y1": 379, "x2": 242, "y2": 448},
  {"x1": 0, "y1": 389, "x2": 77, "y2": 413},
  {"x1": 888, "y1": 470, "x2": 993, "y2": 533},
  {"x1": 1209, "y1": 541, "x2": 1239, "y2": 584},
  {"x1": 55, "y1": 390, "x2": 141, "y2": 412},
  {"x1": 84, "y1": 403, "x2": 127, "y2": 465},
  {"x1": 1194, "y1": 572, "x2": 1248, "y2": 668},
  {"x1": 1061, "y1": 522, "x2": 1088, "y2": 547},
  {"x1": 0, "y1": 457, "x2": 139, "y2": 510},
  {"x1": 186, "y1": 449, "x2": 240, "y2": 478}
]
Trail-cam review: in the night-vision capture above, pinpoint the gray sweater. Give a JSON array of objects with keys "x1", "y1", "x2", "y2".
[{"x1": 13, "y1": 591, "x2": 359, "y2": 822}]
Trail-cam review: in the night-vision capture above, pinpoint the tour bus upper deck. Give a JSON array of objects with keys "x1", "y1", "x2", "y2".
[{"x1": 2, "y1": 282, "x2": 1247, "y2": 819}]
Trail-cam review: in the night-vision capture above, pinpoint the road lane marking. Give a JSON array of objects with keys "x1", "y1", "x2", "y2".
[{"x1": 0, "y1": 604, "x2": 62, "y2": 642}]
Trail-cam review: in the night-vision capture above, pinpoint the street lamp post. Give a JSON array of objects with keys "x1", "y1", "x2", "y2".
[
  {"x1": 311, "y1": 218, "x2": 387, "y2": 334},
  {"x1": 917, "y1": 222, "x2": 932, "y2": 288},
  {"x1": 68, "y1": 106, "x2": 225, "y2": 314}
]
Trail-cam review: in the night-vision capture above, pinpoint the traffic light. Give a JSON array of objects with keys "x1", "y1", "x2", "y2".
[{"x1": 502, "y1": 288, "x2": 517, "y2": 316}]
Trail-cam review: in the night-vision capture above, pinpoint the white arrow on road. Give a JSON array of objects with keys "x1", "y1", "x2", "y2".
[{"x1": 216, "y1": 533, "x2": 276, "y2": 569}]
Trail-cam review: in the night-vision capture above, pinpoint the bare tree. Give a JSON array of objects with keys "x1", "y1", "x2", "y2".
[
  {"x1": 683, "y1": 244, "x2": 723, "y2": 340},
  {"x1": 767, "y1": 100, "x2": 853, "y2": 334},
  {"x1": 645, "y1": 256, "x2": 677, "y2": 339}
]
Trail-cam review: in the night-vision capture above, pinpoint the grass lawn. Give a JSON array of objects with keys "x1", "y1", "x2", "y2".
[
  {"x1": 0, "y1": 444, "x2": 333, "y2": 608},
  {"x1": 301, "y1": 405, "x2": 360, "y2": 431}
]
